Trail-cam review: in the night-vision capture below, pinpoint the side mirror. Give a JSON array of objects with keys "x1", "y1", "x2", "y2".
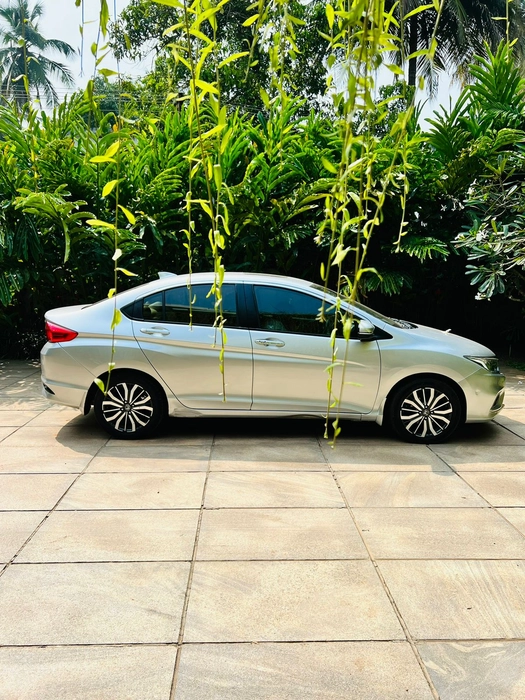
[{"x1": 357, "y1": 318, "x2": 375, "y2": 340}]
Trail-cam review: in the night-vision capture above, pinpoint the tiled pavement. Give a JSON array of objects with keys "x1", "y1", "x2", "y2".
[{"x1": 1, "y1": 360, "x2": 525, "y2": 698}]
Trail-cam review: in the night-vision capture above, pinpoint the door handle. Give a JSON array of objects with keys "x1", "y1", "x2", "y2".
[
  {"x1": 255, "y1": 338, "x2": 285, "y2": 347},
  {"x1": 140, "y1": 326, "x2": 170, "y2": 336}
]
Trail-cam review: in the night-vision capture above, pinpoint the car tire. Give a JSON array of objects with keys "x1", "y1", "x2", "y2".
[
  {"x1": 387, "y1": 378, "x2": 463, "y2": 444},
  {"x1": 94, "y1": 372, "x2": 166, "y2": 439}
]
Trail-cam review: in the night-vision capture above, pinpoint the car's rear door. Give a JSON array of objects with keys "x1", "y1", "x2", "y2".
[
  {"x1": 247, "y1": 283, "x2": 381, "y2": 414},
  {"x1": 131, "y1": 282, "x2": 253, "y2": 410}
]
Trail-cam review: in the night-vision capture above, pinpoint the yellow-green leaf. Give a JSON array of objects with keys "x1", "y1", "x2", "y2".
[
  {"x1": 102, "y1": 179, "x2": 119, "y2": 198},
  {"x1": 111, "y1": 309, "x2": 122, "y2": 330},
  {"x1": 322, "y1": 157, "x2": 337, "y2": 174},
  {"x1": 194, "y1": 79, "x2": 219, "y2": 94},
  {"x1": 112, "y1": 248, "x2": 122, "y2": 261},
  {"x1": 89, "y1": 155, "x2": 116, "y2": 164},
  {"x1": 87, "y1": 218, "x2": 115, "y2": 229},
  {"x1": 242, "y1": 13, "x2": 259, "y2": 26},
  {"x1": 118, "y1": 205, "x2": 136, "y2": 225},
  {"x1": 94, "y1": 377, "x2": 105, "y2": 392},
  {"x1": 218, "y1": 52, "x2": 249, "y2": 68},
  {"x1": 105, "y1": 141, "x2": 121, "y2": 159},
  {"x1": 98, "y1": 68, "x2": 118, "y2": 77},
  {"x1": 116, "y1": 267, "x2": 138, "y2": 277},
  {"x1": 326, "y1": 4, "x2": 335, "y2": 28},
  {"x1": 108, "y1": 288, "x2": 116, "y2": 298}
]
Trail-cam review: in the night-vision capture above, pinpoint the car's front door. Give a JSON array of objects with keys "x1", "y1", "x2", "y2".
[
  {"x1": 132, "y1": 283, "x2": 253, "y2": 410},
  {"x1": 248, "y1": 284, "x2": 381, "y2": 414}
]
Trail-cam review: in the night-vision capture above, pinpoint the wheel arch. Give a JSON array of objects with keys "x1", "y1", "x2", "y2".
[
  {"x1": 83, "y1": 368, "x2": 169, "y2": 415},
  {"x1": 384, "y1": 372, "x2": 467, "y2": 423}
]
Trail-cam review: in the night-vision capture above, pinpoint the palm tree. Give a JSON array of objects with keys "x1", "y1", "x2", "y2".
[
  {"x1": 394, "y1": 0, "x2": 525, "y2": 92},
  {"x1": 0, "y1": 0, "x2": 75, "y2": 107}
]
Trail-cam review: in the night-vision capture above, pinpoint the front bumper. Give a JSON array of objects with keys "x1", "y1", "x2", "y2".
[{"x1": 460, "y1": 368, "x2": 506, "y2": 422}]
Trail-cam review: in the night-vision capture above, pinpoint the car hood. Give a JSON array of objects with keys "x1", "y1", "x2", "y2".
[{"x1": 396, "y1": 322, "x2": 496, "y2": 356}]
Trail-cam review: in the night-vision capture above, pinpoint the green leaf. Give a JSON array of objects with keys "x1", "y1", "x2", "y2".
[
  {"x1": 218, "y1": 52, "x2": 249, "y2": 68},
  {"x1": 116, "y1": 267, "x2": 138, "y2": 277},
  {"x1": 322, "y1": 157, "x2": 337, "y2": 174},
  {"x1": 111, "y1": 309, "x2": 122, "y2": 330},
  {"x1": 105, "y1": 141, "x2": 121, "y2": 159},
  {"x1": 94, "y1": 378, "x2": 105, "y2": 393},
  {"x1": 326, "y1": 4, "x2": 335, "y2": 28},
  {"x1": 89, "y1": 155, "x2": 116, "y2": 164},
  {"x1": 98, "y1": 68, "x2": 118, "y2": 78}
]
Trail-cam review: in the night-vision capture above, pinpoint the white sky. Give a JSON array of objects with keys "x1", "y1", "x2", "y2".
[{"x1": 38, "y1": 0, "x2": 456, "y2": 122}]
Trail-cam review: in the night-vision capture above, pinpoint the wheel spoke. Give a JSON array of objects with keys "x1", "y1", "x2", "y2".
[
  {"x1": 101, "y1": 381, "x2": 154, "y2": 433},
  {"x1": 399, "y1": 386, "x2": 454, "y2": 438}
]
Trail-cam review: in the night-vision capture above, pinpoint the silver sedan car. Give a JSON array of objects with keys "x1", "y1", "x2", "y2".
[{"x1": 41, "y1": 271, "x2": 506, "y2": 443}]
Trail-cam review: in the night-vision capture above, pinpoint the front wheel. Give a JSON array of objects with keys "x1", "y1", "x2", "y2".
[
  {"x1": 387, "y1": 379, "x2": 463, "y2": 444},
  {"x1": 94, "y1": 372, "x2": 166, "y2": 439}
]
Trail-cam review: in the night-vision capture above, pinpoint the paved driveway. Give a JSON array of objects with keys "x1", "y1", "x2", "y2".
[{"x1": 1, "y1": 359, "x2": 525, "y2": 699}]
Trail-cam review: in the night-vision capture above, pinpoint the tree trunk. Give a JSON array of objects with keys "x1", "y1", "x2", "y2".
[{"x1": 408, "y1": 14, "x2": 419, "y2": 87}]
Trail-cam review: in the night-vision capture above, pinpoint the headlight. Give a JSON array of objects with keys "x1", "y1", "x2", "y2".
[{"x1": 464, "y1": 355, "x2": 500, "y2": 372}]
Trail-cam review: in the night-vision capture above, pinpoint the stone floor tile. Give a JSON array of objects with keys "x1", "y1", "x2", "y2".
[
  {"x1": 448, "y1": 423, "x2": 525, "y2": 445},
  {"x1": 0, "y1": 562, "x2": 189, "y2": 644},
  {"x1": 0, "y1": 511, "x2": 46, "y2": 562},
  {"x1": 354, "y1": 508, "x2": 525, "y2": 559},
  {"x1": 0, "y1": 474, "x2": 76, "y2": 509},
  {"x1": 174, "y1": 642, "x2": 434, "y2": 699},
  {"x1": 419, "y1": 641, "x2": 525, "y2": 700},
  {"x1": 0, "y1": 446, "x2": 94, "y2": 473},
  {"x1": 106, "y1": 426, "x2": 213, "y2": 447},
  {"x1": 0, "y1": 410, "x2": 42, "y2": 426},
  {"x1": 461, "y1": 473, "x2": 525, "y2": 506},
  {"x1": 87, "y1": 445, "x2": 211, "y2": 472},
  {"x1": 380, "y1": 560, "x2": 525, "y2": 639},
  {"x1": 494, "y1": 416, "x2": 525, "y2": 439},
  {"x1": 321, "y1": 443, "x2": 451, "y2": 471},
  {"x1": 0, "y1": 426, "x2": 18, "y2": 440},
  {"x1": 336, "y1": 472, "x2": 486, "y2": 507},
  {"x1": 0, "y1": 426, "x2": 107, "y2": 449},
  {"x1": 210, "y1": 438, "x2": 326, "y2": 471},
  {"x1": 498, "y1": 508, "x2": 525, "y2": 536},
  {"x1": 0, "y1": 645, "x2": 177, "y2": 700},
  {"x1": 17, "y1": 509, "x2": 200, "y2": 562},
  {"x1": 0, "y1": 397, "x2": 50, "y2": 410},
  {"x1": 431, "y1": 445, "x2": 525, "y2": 471},
  {"x1": 25, "y1": 408, "x2": 86, "y2": 427},
  {"x1": 57, "y1": 472, "x2": 206, "y2": 509},
  {"x1": 184, "y1": 560, "x2": 404, "y2": 642},
  {"x1": 197, "y1": 508, "x2": 367, "y2": 560},
  {"x1": 204, "y1": 472, "x2": 344, "y2": 508}
]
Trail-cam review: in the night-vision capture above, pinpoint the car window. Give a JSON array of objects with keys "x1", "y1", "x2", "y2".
[
  {"x1": 164, "y1": 284, "x2": 237, "y2": 326},
  {"x1": 142, "y1": 292, "x2": 163, "y2": 321},
  {"x1": 253, "y1": 286, "x2": 360, "y2": 337}
]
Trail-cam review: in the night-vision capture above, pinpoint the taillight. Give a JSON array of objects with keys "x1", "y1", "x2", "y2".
[{"x1": 45, "y1": 321, "x2": 78, "y2": 343}]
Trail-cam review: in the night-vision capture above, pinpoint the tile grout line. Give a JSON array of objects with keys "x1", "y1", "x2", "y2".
[
  {"x1": 427, "y1": 445, "x2": 525, "y2": 544},
  {"x1": 0, "y1": 436, "x2": 109, "y2": 582},
  {"x1": 168, "y1": 434, "x2": 216, "y2": 700},
  {"x1": 318, "y1": 436, "x2": 441, "y2": 700}
]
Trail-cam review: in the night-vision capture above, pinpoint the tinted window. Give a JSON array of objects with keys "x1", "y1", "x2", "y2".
[
  {"x1": 254, "y1": 286, "x2": 342, "y2": 336},
  {"x1": 164, "y1": 284, "x2": 237, "y2": 326},
  {"x1": 142, "y1": 292, "x2": 163, "y2": 320}
]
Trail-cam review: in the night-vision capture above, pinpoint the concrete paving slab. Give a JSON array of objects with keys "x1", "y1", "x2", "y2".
[
  {"x1": 0, "y1": 426, "x2": 18, "y2": 440},
  {"x1": 0, "y1": 511, "x2": 46, "y2": 562},
  {"x1": 460, "y1": 473, "x2": 525, "y2": 506},
  {"x1": 175, "y1": 642, "x2": 434, "y2": 699},
  {"x1": 419, "y1": 641, "x2": 525, "y2": 700},
  {"x1": 354, "y1": 507, "x2": 525, "y2": 559},
  {"x1": 447, "y1": 423, "x2": 525, "y2": 445},
  {"x1": 321, "y1": 442, "x2": 451, "y2": 471},
  {"x1": 0, "y1": 446, "x2": 94, "y2": 473},
  {"x1": 196, "y1": 508, "x2": 367, "y2": 560},
  {"x1": 57, "y1": 472, "x2": 206, "y2": 510},
  {"x1": 498, "y1": 508, "x2": 525, "y2": 536},
  {"x1": 0, "y1": 645, "x2": 177, "y2": 700},
  {"x1": 431, "y1": 444, "x2": 525, "y2": 471},
  {"x1": 87, "y1": 445, "x2": 211, "y2": 472},
  {"x1": 210, "y1": 438, "x2": 327, "y2": 471},
  {"x1": 380, "y1": 560, "x2": 525, "y2": 639},
  {"x1": 0, "y1": 397, "x2": 51, "y2": 410},
  {"x1": 204, "y1": 472, "x2": 345, "y2": 508},
  {"x1": 16, "y1": 509, "x2": 200, "y2": 562},
  {"x1": 1, "y1": 426, "x2": 107, "y2": 448},
  {"x1": 0, "y1": 474, "x2": 77, "y2": 510},
  {"x1": 184, "y1": 560, "x2": 404, "y2": 642},
  {"x1": 336, "y1": 471, "x2": 486, "y2": 507},
  {"x1": 0, "y1": 562, "x2": 190, "y2": 644},
  {"x1": 0, "y1": 410, "x2": 42, "y2": 426}
]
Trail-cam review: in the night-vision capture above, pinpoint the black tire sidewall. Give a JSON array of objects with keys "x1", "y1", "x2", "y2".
[
  {"x1": 94, "y1": 373, "x2": 165, "y2": 439},
  {"x1": 387, "y1": 378, "x2": 462, "y2": 444}
]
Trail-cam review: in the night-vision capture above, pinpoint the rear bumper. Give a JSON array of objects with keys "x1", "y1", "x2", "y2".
[{"x1": 40, "y1": 342, "x2": 93, "y2": 411}]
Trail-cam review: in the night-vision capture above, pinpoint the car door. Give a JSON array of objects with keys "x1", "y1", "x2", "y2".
[
  {"x1": 248, "y1": 284, "x2": 381, "y2": 413},
  {"x1": 131, "y1": 283, "x2": 253, "y2": 410}
]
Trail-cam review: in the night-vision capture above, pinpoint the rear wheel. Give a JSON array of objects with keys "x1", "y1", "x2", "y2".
[
  {"x1": 94, "y1": 372, "x2": 166, "y2": 439},
  {"x1": 387, "y1": 378, "x2": 463, "y2": 444}
]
